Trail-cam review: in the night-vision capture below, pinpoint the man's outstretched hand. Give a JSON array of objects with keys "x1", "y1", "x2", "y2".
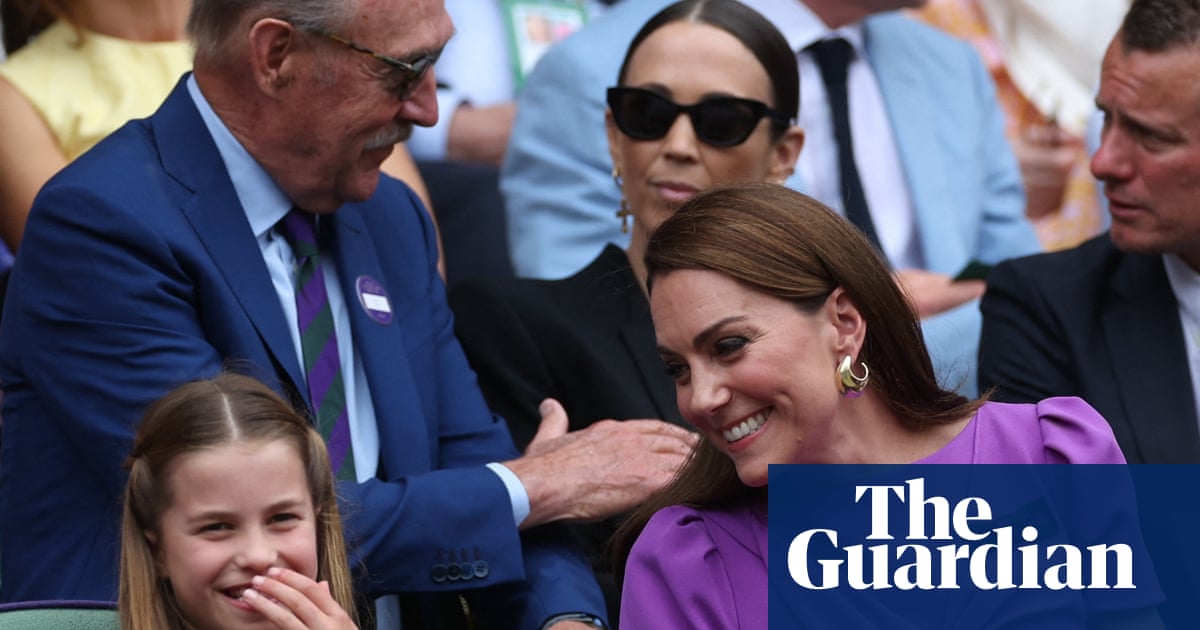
[{"x1": 506, "y1": 398, "x2": 698, "y2": 529}]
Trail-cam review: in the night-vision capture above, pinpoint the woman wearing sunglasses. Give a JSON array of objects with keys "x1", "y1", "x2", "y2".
[{"x1": 449, "y1": 0, "x2": 803, "y2": 622}]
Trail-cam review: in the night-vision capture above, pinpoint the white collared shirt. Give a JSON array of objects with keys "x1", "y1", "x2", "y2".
[
  {"x1": 1162, "y1": 254, "x2": 1200, "y2": 431},
  {"x1": 740, "y1": 0, "x2": 923, "y2": 269}
]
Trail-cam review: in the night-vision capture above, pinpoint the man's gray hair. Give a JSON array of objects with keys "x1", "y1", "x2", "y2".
[{"x1": 188, "y1": 0, "x2": 357, "y2": 64}]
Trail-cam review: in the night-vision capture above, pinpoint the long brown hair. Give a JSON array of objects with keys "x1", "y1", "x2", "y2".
[
  {"x1": 611, "y1": 183, "x2": 984, "y2": 584},
  {"x1": 118, "y1": 372, "x2": 355, "y2": 630}
]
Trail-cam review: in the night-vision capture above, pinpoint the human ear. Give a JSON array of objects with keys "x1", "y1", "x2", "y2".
[
  {"x1": 248, "y1": 18, "x2": 300, "y2": 94},
  {"x1": 826, "y1": 287, "x2": 866, "y2": 356},
  {"x1": 767, "y1": 126, "x2": 804, "y2": 185},
  {"x1": 605, "y1": 109, "x2": 625, "y2": 183},
  {"x1": 144, "y1": 530, "x2": 167, "y2": 575}
]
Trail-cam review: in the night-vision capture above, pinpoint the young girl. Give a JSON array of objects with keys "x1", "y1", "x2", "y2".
[{"x1": 118, "y1": 372, "x2": 358, "y2": 630}]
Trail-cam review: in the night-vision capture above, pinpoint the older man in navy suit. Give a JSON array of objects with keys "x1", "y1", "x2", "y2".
[{"x1": 0, "y1": 0, "x2": 693, "y2": 627}]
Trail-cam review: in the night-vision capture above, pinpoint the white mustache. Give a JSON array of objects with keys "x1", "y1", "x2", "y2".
[{"x1": 364, "y1": 125, "x2": 410, "y2": 150}]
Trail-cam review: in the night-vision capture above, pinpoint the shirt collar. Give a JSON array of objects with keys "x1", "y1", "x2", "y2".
[
  {"x1": 1165, "y1": 253, "x2": 1200, "y2": 316},
  {"x1": 185, "y1": 74, "x2": 293, "y2": 240},
  {"x1": 739, "y1": 0, "x2": 869, "y2": 57}
]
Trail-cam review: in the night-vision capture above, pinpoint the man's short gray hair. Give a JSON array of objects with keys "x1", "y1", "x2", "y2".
[{"x1": 188, "y1": 0, "x2": 357, "y2": 65}]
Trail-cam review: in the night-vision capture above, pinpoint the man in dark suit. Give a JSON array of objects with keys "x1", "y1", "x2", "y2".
[
  {"x1": 980, "y1": 0, "x2": 1200, "y2": 464},
  {"x1": 0, "y1": 0, "x2": 693, "y2": 626}
]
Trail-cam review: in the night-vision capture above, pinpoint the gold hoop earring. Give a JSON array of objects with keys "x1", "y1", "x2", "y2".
[
  {"x1": 837, "y1": 355, "x2": 869, "y2": 398},
  {"x1": 613, "y1": 166, "x2": 631, "y2": 234}
]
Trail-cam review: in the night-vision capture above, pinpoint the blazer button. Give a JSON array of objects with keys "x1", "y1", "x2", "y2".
[
  {"x1": 473, "y1": 560, "x2": 489, "y2": 579},
  {"x1": 446, "y1": 563, "x2": 463, "y2": 581},
  {"x1": 458, "y1": 562, "x2": 474, "y2": 581},
  {"x1": 431, "y1": 564, "x2": 448, "y2": 583}
]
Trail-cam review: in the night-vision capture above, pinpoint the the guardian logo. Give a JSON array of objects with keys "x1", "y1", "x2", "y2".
[{"x1": 786, "y1": 478, "x2": 1136, "y2": 591}]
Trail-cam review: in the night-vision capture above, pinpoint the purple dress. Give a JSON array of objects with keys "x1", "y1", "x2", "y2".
[
  {"x1": 619, "y1": 398, "x2": 1131, "y2": 629},
  {"x1": 915, "y1": 396, "x2": 1127, "y2": 464}
]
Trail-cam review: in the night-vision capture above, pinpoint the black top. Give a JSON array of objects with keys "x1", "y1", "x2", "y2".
[
  {"x1": 451, "y1": 244, "x2": 683, "y2": 445},
  {"x1": 450, "y1": 244, "x2": 686, "y2": 624}
]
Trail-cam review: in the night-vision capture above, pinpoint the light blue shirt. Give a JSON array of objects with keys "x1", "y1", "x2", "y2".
[{"x1": 184, "y1": 76, "x2": 529, "y2": 526}]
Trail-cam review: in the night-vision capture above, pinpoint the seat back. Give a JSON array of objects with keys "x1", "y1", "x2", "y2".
[{"x1": 0, "y1": 600, "x2": 118, "y2": 629}]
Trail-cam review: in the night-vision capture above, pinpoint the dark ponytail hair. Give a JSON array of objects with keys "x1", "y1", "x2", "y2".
[{"x1": 616, "y1": 0, "x2": 799, "y2": 138}]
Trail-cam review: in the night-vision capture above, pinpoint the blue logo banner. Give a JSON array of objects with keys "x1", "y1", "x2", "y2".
[{"x1": 768, "y1": 465, "x2": 1198, "y2": 629}]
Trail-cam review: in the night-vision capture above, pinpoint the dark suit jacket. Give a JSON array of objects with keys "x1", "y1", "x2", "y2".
[
  {"x1": 979, "y1": 234, "x2": 1200, "y2": 463},
  {"x1": 450, "y1": 244, "x2": 686, "y2": 623},
  {"x1": 451, "y1": 245, "x2": 681, "y2": 444},
  {"x1": 0, "y1": 78, "x2": 602, "y2": 627}
]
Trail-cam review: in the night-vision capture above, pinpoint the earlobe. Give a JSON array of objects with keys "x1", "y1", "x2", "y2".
[
  {"x1": 605, "y1": 109, "x2": 624, "y2": 176},
  {"x1": 247, "y1": 18, "x2": 298, "y2": 94}
]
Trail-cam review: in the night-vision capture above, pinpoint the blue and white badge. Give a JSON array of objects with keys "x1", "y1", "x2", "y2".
[{"x1": 355, "y1": 275, "x2": 393, "y2": 325}]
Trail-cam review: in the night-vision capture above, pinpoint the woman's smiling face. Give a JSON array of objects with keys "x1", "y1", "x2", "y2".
[{"x1": 651, "y1": 269, "x2": 853, "y2": 486}]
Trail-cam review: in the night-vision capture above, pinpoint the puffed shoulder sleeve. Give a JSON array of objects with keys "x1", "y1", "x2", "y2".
[
  {"x1": 1037, "y1": 397, "x2": 1127, "y2": 464},
  {"x1": 619, "y1": 506, "x2": 739, "y2": 630},
  {"x1": 1037, "y1": 400, "x2": 1166, "y2": 620}
]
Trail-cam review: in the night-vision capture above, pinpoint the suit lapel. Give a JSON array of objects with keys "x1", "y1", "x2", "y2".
[
  {"x1": 153, "y1": 79, "x2": 305, "y2": 393},
  {"x1": 1103, "y1": 254, "x2": 1200, "y2": 462},
  {"x1": 330, "y1": 205, "x2": 433, "y2": 474},
  {"x1": 594, "y1": 249, "x2": 681, "y2": 425}
]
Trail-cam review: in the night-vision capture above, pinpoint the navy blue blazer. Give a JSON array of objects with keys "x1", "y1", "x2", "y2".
[
  {"x1": 980, "y1": 234, "x2": 1200, "y2": 463},
  {"x1": 0, "y1": 78, "x2": 602, "y2": 626}
]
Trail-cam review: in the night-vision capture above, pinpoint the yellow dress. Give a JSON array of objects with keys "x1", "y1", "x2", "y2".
[{"x1": 0, "y1": 21, "x2": 193, "y2": 160}]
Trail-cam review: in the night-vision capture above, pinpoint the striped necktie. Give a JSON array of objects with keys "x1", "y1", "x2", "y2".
[{"x1": 277, "y1": 209, "x2": 355, "y2": 480}]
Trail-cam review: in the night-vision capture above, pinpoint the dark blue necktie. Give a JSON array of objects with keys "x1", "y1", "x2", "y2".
[{"x1": 809, "y1": 37, "x2": 884, "y2": 256}]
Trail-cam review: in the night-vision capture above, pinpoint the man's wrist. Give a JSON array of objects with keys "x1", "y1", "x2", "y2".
[
  {"x1": 485, "y1": 462, "x2": 530, "y2": 526},
  {"x1": 541, "y1": 612, "x2": 607, "y2": 629}
]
